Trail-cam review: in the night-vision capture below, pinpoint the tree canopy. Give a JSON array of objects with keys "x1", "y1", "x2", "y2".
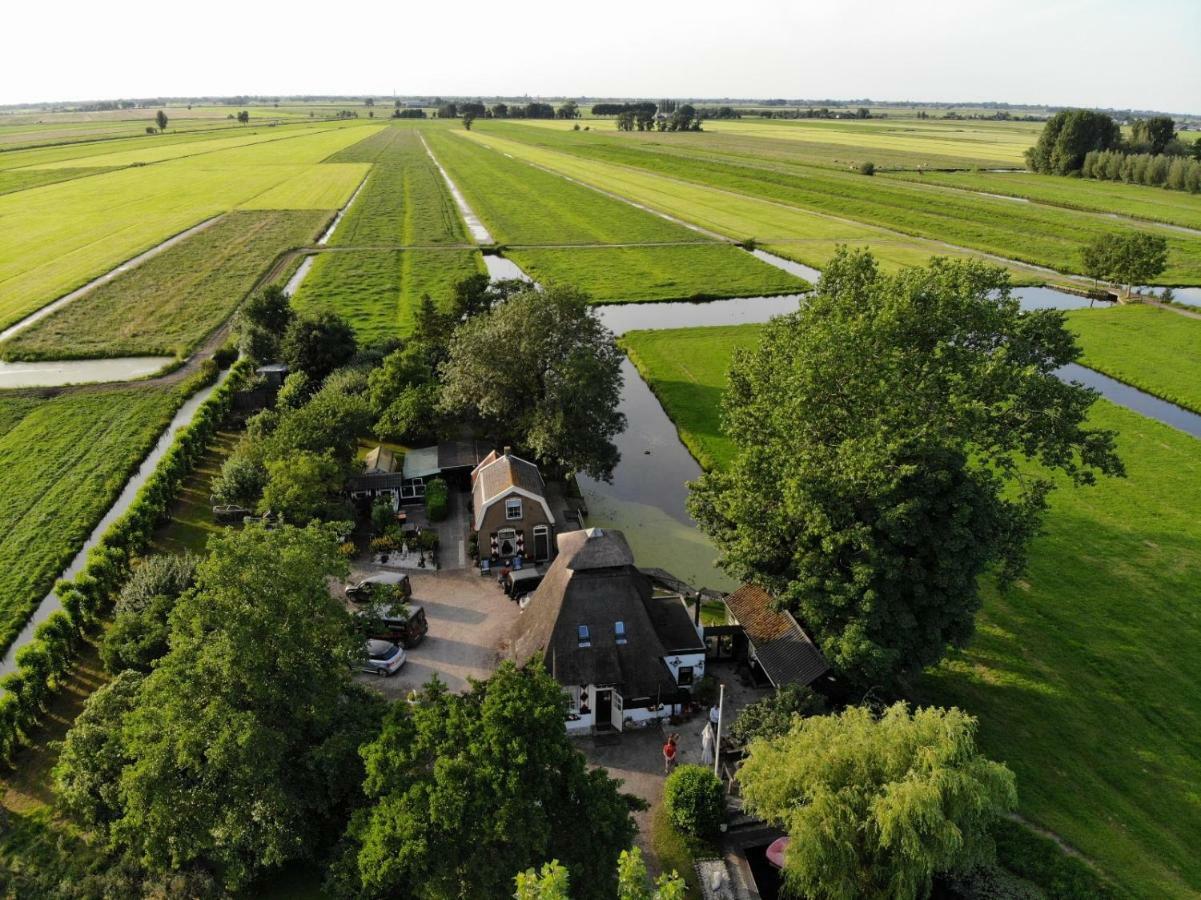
[
  {"x1": 1080, "y1": 231, "x2": 1169, "y2": 297},
  {"x1": 1025, "y1": 109, "x2": 1121, "y2": 174},
  {"x1": 333, "y1": 663, "x2": 635, "y2": 900},
  {"x1": 688, "y1": 249, "x2": 1123, "y2": 686},
  {"x1": 739, "y1": 703, "x2": 1017, "y2": 900},
  {"x1": 280, "y1": 310, "x2": 358, "y2": 381},
  {"x1": 514, "y1": 849, "x2": 685, "y2": 900},
  {"x1": 439, "y1": 284, "x2": 626, "y2": 479}
]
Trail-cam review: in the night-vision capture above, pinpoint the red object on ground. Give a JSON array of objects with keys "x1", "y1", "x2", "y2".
[{"x1": 766, "y1": 837, "x2": 789, "y2": 869}]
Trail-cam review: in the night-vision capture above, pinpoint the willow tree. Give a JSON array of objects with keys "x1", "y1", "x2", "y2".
[
  {"x1": 739, "y1": 704, "x2": 1017, "y2": 900},
  {"x1": 688, "y1": 248, "x2": 1122, "y2": 686}
]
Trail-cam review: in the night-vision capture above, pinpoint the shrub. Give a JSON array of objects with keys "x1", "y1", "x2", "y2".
[
  {"x1": 727, "y1": 684, "x2": 826, "y2": 746},
  {"x1": 663, "y1": 765, "x2": 725, "y2": 837},
  {"x1": 858, "y1": 160, "x2": 876, "y2": 175},
  {"x1": 425, "y1": 477, "x2": 449, "y2": 522}
]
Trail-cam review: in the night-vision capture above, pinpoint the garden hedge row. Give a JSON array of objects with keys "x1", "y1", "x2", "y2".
[{"x1": 0, "y1": 358, "x2": 251, "y2": 764}]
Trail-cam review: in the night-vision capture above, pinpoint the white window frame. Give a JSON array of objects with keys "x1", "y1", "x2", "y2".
[{"x1": 505, "y1": 497, "x2": 523, "y2": 520}]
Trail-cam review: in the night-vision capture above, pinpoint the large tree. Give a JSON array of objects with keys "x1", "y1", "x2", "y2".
[
  {"x1": 107, "y1": 524, "x2": 384, "y2": 890},
  {"x1": 333, "y1": 663, "x2": 636, "y2": 900},
  {"x1": 280, "y1": 310, "x2": 357, "y2": 381},
  {"x1": 439, "y1": 285, "x2": 626, "y2": 479},
  {"x1": 739, "y1": 703, "x2": 1017, "y2": 900},
  {"x1": 1080, "y1": 231, "x2": 1169, "y2": 298},
  {"x1": 1025, "y1": 109, "x2": 1121, "y2": 174},
  {"x1": 688, "y1": 249, "x2": 1122, "y2": 686},
  {"x1": 1131, "y1": 115, "x2": 1176, "y2": 155}
]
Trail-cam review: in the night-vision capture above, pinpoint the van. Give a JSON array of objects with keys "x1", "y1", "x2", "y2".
[
  {"x1": 502, "y1": 567, "x2": 545, "y2": 600},
  {"x1": 346, "y1": 572, "x2": 413, "y2": 603},
  {"x1": 358, "y1": 603, "x2": 428, "y2": 648}
]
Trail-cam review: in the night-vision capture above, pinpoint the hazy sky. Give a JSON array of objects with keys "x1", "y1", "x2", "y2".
[{"x1": 4, "y1": 0, "x2": 1198, "y2": 112}]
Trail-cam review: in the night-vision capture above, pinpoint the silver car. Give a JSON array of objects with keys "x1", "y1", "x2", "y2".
[{"x1": 359, "y1": 639, "x2": 406, "y2": 676}]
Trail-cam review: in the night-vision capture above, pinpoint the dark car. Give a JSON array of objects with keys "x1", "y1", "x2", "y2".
[
  {"x1": 358, "y1": 603, "x2": 428, "y2": 649},
  {"x1": 501, "y1": 567, "x2": 545, "y2": 600},
  {"x1": 345, "y1": 572, "x2": 413, "y2": 603}
]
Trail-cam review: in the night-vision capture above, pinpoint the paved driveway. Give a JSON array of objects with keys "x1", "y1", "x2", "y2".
[{"x1": 354, "y1": 569, "x2": 520, "y2": 696}]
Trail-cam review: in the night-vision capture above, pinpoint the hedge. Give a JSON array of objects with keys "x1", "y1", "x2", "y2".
[
  {"x1": 0, "y1": 358, "x2": 251, "y2": 766},
  {"x1": 425, "y1": 477, "x2": 449, "y2": 522}
]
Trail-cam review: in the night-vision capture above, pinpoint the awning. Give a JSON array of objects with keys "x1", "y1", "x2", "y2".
[{"x1": 402, "y1": 446, "x2": 441, "y2": 480}]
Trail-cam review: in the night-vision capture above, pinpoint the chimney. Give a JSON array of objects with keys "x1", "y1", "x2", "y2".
[{"x1": 503, "y1": 445, "x2": 512, "y2": 457}]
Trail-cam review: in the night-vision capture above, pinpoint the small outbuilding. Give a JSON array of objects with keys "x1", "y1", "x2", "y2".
[
  {"x1": 720, "y1": 584, "x2": 829, "y2": 689},
  {"x1": 513, "y1": 528, "x2": 706, "y2": 733}
]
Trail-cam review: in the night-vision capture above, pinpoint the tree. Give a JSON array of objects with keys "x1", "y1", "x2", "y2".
[
  {"x1": 101, "y1": 553, "x2": 201, "y2": 674},
  {"x1": 438, "y1": 102, "x2": 458, "y2": 118},
  {"x1": 491, "y1": 102, "x2": 509, "y2": 118},
  {"x1": 688, "y1": 249, "x2": 1122, "y2": 686},
  {"x1": 616, "y1": 111, "x2": 636, "y2": 132},
  {"x1": 109, "y1": 524, "x2": 384, "y2": 891},
  {"x1": 1025, "y1": 109, "x2": 1121, "y2": 174},
  {"x1": 463, "y1": 112, "x2": 476, "y2": 130},
  {"x1": 210, "y1": 450, "x2": 268, "y2": 508},
  {"x1": 1079, "y1": 231, "x2": 1169, "y2": 298},
  {"x1": 237, "y1": 110, "x2": 250, "y2": 124},
  {"x1": 739, "y1": 704, "x2": 1017, "y2": 900},
  {"x1": 280, "y1": 310, "x2": 357, "y2": 381},
  {"x1": 556, "y1": 101, "x2": 579, "y2": 120},
  {"x1": 663, "y1": 765, "x2": 725, "y2": 836},
  {"x1": 259, "y1": 451, "x2": 343, "y2": 523},
  {"x1": 243, "y1": 284, "x2": 294, "y2": 333},
  {"x1": 439, "y1": 285, "x2": 626, "y2": 480},
  {"x1": 333, "y1": 664, "x2": 636, "y2": 900},
  {"x1": 727, "y1": 683, "x2": 826, "y2": 746},
  {"x1": 514, "y1": 850, "x2": 684, "y2": 900},
  {"x1": 155, "y1": 109, "x2": 168, "y2": 131},
  {"x1": 1132, "y1": 115, "x2": 1176, "y2": 155}
]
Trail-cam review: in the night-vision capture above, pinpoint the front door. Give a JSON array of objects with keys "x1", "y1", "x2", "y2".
[
  {"x1": 594, "y1": 689, "x2": 612, "y2": 730},
  {"x1": 533, "y1": 525, "x2": 550, "y2": 561},
  {"x1": 610, "y1": 691, "x2": 624, "y2": 732}
]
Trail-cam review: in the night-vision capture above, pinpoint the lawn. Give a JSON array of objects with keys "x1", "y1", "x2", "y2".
[
  {"x1": 474, "y1": 123, "x2": 1200, "y2": 285},
  {"x1": 0, "y1": 167, "x2": 115, "y2": 196},
  {"x1": 0, "y1": 124, "x2": 378, "y2": 329},
  {"x1": 1, "y1": 210, "x2": 330, "y2": 360},
  {"x1": 1064, "y1": 305, "x2": 1201, "y2": 412},
  {"x1": 622, "y1": 322, "x2": 1201, "y2": 897},
  {"x1": 0, "y1": 384, "x2": 184, "y2": 654},
  {"x1": 292, "y1": 248, "x2": 484, "y2": 342},
  {"x1": 151, "y1": 429, "x2": 242, "y2": 555}
]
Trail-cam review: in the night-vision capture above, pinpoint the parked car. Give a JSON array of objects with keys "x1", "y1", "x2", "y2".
[
  {"x1": 358, "y1": 639, "x2": 406, "y2": 677},
  {"x1": 501, "y1": 567, "x2": 545, "y2": 600},
  {"x1": 346, "y1": 572, "x2": 413, "y2": 603},
  {"x1": 357, "y1": 603, "x2": 428, "y2": 649}
]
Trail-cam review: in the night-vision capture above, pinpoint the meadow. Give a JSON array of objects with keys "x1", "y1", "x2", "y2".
[
  {"x1": 0, "y1": 167, "x2": 115, "y2": 196},
  {"x1": 424, "y1": 130, "x2": 807, "y2": 301},
  {"x1": 621, "y1": 322, "x2": 1201, "y2": 898},
  {"x1": 0, "y1": 124, "x2": 378, "y2": 329},
  {"x1": 476, "y1": 123, "x2": 1201, "y2": 284},
  {"x1": 1064, "y1": 305, "x2": 1201, "y2": 412},
  {"x1": 0, "y1": 385, "x2": 184, "y2": 653},
  {"x1": 1, "y1": 210, "x2": 330, "y2": 360}
]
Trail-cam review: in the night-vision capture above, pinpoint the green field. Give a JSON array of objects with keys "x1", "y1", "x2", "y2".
[
  {"x1": 473, "y1": 123, "x2": 1200, "y2": 285},
  {"x1": 293, "y1": 248, "x2": 483, "y2": 342},
  {"x1": 1065, "y1": 305, "x2": 1201, "y2": 412},
  {"x1": 424, "y1": 130, "x2": 807, "y2": 301},
  {"x1": 0, "y1": 124, "x2": 379, "y2": 330},
  {"x1": 622, "y1": 322, "x2": 1201, "y2": 897},
  {"x1": 0, "y1": 385, "x2": 184, "y2": 653},
  {"x1": 0, "y1": 167, "x2": 115, "y2": 196},
  {"x1": 1, "y1": 210, "x2": 330, "y2": 361}
]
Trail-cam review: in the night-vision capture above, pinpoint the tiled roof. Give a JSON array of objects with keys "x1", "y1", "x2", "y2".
[{"x1": 724, "y1": 584, "x2": 829, "y2": 687}]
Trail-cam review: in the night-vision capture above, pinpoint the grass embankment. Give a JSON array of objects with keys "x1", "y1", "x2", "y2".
[
  {"x1": 477, "y1": 123, "x2": 1201, "y2": 285},
  {"x1": 1, "y1": 210, "x2": 331, "y2": 361},
  {"x1": 424, "y1": 130, "x2": 807, "y2": 301},
  {"x1": 0, "y1": 124, "x2": 378, "y2": 329},
  {"x1": 1064, "y1": 305, "x2": 1201, "y2": 412},
  {"x1": 0, "y1": 385, "x2": 184, "y2": 654},
  {"x1": 623, "y1": 323, "x2": 1201, "y2": 897},
  {"x1": 293, "y1": 126, "x2": 486, "y2": 341}
]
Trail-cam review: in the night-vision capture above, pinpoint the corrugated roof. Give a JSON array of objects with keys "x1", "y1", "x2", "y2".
[
  {"x1": 438, "y1": 440, "x2": 488, "y2": 470},
  {"x1": 724, "y1": 584, "x2": 829, "y2": 687},
  {"x1": 402, "y1": 446, "x2": 441, "y2": 480}
]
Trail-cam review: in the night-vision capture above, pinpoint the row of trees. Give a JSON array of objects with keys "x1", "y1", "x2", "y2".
[
  {"x1": 438, "y1": 101, "x2": 563, "y2": 120},
  {"x1": 1026, "y1": 109, "x2": 1197, "y2": 177},
  {"x1": 615, "y1": 104, "x2": 702, "y2": 133},
  {"x1": 1081, "y1": 148, "x2": 1201, "y2": 193},
  {"x1": 1081, "y1": 231, "x2": 1169, "y2": 297}
]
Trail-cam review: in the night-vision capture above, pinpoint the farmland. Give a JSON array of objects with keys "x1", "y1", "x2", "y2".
[
  {"x1": 0, "y1": 384, "x2": 184, "y2": 653},
  {"x1": 0, "y1": 123, "x2": 378, "y2": 329},
  {"x1": 1, "y1": 210, "x2": 330, "y2": 360},
  {"x1": 1064, "y1": 305, "x2": 1201, "y2": 412},
  {"x1": 424, "y1": 130, "x2": 808, "y2": 301},
  {"x1": 622, "y1": 321, "x2": 1201, "y2": 897},
  {"x1": 467, "y1": 122, "x2": 1201, "y2": 284}
]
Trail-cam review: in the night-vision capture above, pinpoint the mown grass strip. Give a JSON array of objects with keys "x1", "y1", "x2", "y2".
[
  {"x1": 1064, "y1": 304, "x2": 1201, "y2": 413},
  {"x1": 1, "y1": 209, "x2": 330, "y2": 361},
  {"x1": 0, "y1": 167, "x2": 116, "y2": 196},
  {"x1": 622, "y1": 322, "x2": 1201, "y2": 898},
  {"x1": 0, "y1": 385, "x2": 184, "y2": 653}
]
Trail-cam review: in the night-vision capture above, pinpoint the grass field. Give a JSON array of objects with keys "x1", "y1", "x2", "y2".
[
  {"x1": 0, "y1": 125, "x2": 378, "y2": 329},
  {"x1": 292, "y1": 248, "x2": 484, "y2": 342},
  {"x1": 424, "y1": 130, "x2": 807, "y2": 301},
  {"x1": 1064, "y1": 305, "x2": 1201, "y2": 412},
  {"x1": 622, "y1": 322, "x2": 1201, "y2": 897},
  {"x1": 0, "y1": 385, "x2": 184, "y2": 653},
  {"x1": 0, "y1": 167, "x2": 115, "y2": 196},
  {"x1": 1, "y1": 210, "x2": 330, "y2": 361},
  {"x1": 477, "y1": 123, "x2": 1200, "y2": 285},
  {"x1": 886, "y1": 169, "x2": 1201, "y2": 233}
]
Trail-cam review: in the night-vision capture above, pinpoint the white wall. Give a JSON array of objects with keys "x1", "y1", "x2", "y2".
[{"x1": 664, "y1": 652, "x2": 706, "y2": 685}]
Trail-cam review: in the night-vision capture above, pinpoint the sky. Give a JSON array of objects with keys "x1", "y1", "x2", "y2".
[{"x1": 3, "y1": 0, "x2": 1199, "y2": 113}]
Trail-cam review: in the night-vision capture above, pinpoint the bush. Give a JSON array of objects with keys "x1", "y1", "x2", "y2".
[
  {"x1": 858, "y1": 160, "x2": 876, "y2": 175},
  {"x1": 727, "y1": 684, "x2": 826, "y2": 746},
  {"x1": 425, "y1": 477, "x2": 449, "y2": 522},
  {"x1": 663, "y1": 765, "x2": 725, "y2": 837}
]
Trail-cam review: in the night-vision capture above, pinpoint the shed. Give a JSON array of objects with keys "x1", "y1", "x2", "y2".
[{"x1": 722, "y1": 585, "x2": 829, "y2": 688}]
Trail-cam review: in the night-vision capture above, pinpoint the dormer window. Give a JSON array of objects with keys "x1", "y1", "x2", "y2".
[
  {"x1": 505, "y1": 498, "x2": 523, "y2": 520},
  {"x1": 578, "y1": 625, "x2": 591, "y2": 648},
  {"x1": 614, "y1": 621, "x2": 627, "y2": 645}
]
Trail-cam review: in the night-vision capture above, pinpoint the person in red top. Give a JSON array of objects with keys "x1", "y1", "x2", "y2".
[{"x1": 663, "y1": 734, "x2": 678, "y2": 773}]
